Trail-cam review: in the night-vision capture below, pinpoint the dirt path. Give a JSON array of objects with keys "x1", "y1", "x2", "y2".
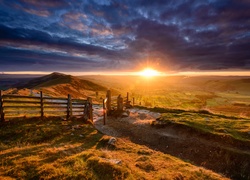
[{"x1": 92, "y1": 106, "x2": 250, "y2": 180}]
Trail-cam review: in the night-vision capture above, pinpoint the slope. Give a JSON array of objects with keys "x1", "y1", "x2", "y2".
[{"x1": 7, "y1": 72, "x2": 108, "y2": 99}]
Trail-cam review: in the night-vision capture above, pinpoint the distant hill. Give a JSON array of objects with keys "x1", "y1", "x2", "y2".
[
  {"x1": 17, "y1": 72, "x2": 107, "y2": 91},
  {"x1": 0, "y1": 74, "x2": 42, "y2": 90},
  {"x1": 5, "y1": 72, "x2": 108, "y2": 99},
  {"x1": 185, "y1": 76, "x2": 250, "y2": 93}
]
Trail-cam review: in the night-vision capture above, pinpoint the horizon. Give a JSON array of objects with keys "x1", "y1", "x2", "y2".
[{"x1": 1, "y1": 70, "x2": 250, "y2": 77}]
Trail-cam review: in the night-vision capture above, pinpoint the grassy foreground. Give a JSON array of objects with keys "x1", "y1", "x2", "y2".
[
  {"x1": 148, "y1": 107, "x2": 250, "y2": 143},
  {"x1": 0, "y1": 117, "x2": 228, "y2": 180}
]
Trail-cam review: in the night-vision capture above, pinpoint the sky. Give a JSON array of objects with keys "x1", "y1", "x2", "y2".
[{"x1": 0, "y1": 0, "x2": 250, "y2": 75}]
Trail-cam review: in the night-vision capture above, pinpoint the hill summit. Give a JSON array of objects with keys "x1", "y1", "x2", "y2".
[{"x1": 8, "y1": 72, "x2": 108, "y2": 98}]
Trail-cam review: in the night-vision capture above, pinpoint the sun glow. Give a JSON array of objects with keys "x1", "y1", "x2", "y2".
[{"x1": 139, "y1": 68, "x2": 160, "y2": 77}]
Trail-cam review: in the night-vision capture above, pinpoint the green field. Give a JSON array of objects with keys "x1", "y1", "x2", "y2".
[{"x1": 82, "y1": 75, "x2": 250, "y2": 118}]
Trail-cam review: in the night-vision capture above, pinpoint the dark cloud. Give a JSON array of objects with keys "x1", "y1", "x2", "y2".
[{"x1": 0, "y1": 0, "x2": 249, "y2": 73}]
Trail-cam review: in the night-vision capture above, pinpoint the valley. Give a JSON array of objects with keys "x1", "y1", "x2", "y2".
[{"x1": 1, "y1": 73, "x2": 250, "y2": 179}]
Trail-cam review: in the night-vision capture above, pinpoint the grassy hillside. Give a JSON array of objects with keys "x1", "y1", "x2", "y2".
[
  {"x1": 0, "y1": 117, "x2": 228, "y2": 180},
  {"x1": 4, "y1": 73, "x2": 109, "y2": 100}
]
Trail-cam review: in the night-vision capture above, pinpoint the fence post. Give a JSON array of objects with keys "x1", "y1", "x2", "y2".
[
  {"x1": 106, "y1": 90, "x2": 111, "y2": 115},
  {"x1": 126, "y1": 92, "x2": 129, "y2": 103},
  {"x1": 40, "y1": 91, "x2": 44, "y2": 119},
  {"x1": 103, "y1": 99, "x2": 106, "y2": 125},
  {"x1": 87, "y1": 97, "x2": 93, "y2": 121},
  {"x1": 117, "y1": 95, "x2": 123, "y2": 112},
  {"x1": 67, "y1": 94, "x2": 72, "y2": 120},
  {"x1": 0, "y1": 90, "x2": 5, "y2": 122}
]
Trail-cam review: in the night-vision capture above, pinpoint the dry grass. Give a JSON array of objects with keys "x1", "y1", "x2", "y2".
[{"x1": 0, "y1": 117, "x2": 228, "y2": 180}]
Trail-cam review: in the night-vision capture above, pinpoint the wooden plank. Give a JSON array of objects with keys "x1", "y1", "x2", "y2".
[
  {"x1": 72, "y1": 114, "x2": 84, "y2": 117},
  {"x1": 72, "y1": 102, "x2": 85, "y2": 105},
  {"x1": 106, "y1": 90, "x2": 111, "y2": 115},
  {"x1": 4, "y1": 110, "x2": 40, "y2": 113},
  {"x1": 44, "y1": 110, "x2": 67, "y2": 113},
  {"x1": 72, "y1": 104, "x2": 85, "y2": 107},
  {"x1": 67, "y1": 94, "x2": 72, "y2": 120},
  {"x1": 4, "y1": 113, "x2": 40, "y2": 116},
  {"x1": 2, "y1": 95, "x2": 40, "y2": 99},
  {"x1": 117, "y1": 95, "x2": 123, "y2": 112},
  {"x1": 40, "y1": 91, "x2": 44, "y2": 119},
  {"x1": 3, "y1": 106, "x2": 41, "y2": 108},
  {"x1": 3, "y1": 100, "x2": 40, "y2": 104},
  {"x1": 44, "y1": 106, "x2": 67, "y2": 109},
  {"x1": 72, "y1": 109, "x2": 84, "y2": 112},
  {"x1": 0, "y1": 90, "x2": 5, "y2": 122},
  {"x1": 103, "y1": 99, "x2": 106, "y2": 125},
  {"x1": 87, "y1": 97, "x2": 93, "y2": 121}
]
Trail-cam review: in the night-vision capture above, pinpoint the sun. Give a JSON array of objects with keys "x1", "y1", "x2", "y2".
[{"x1": 139, "y1": 68, "x2": 160, "y2": 77}]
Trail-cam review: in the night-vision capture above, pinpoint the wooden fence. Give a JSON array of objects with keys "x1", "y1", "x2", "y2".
[
  {"x1": 0, "y1": 90, "x2": 93, "y2": 122},
  {"x1": 102, "y1": 90, "x2": 132, "y2": 125}
]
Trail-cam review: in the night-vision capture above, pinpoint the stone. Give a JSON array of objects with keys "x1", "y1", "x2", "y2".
[
  {"x1": 101, "y1": 158, "x2": 122, "y2": 165},
  {"x1": 121, "y1": 111, "x2": 129, "y2": 118},
  {"x1": 108, "y1": 137, "x2": 117, "y2": 145}
]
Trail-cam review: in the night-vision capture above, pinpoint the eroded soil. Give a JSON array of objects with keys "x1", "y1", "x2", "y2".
[{"x1": 93, "y1": 106, "x2": 250, "y2": 180}]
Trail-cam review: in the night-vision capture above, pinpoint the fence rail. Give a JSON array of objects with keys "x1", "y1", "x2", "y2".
[{"x1": 0, "y1": 90, "x2": 92, "y2": 122}]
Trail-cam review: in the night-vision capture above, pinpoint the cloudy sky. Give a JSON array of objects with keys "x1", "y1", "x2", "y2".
[{"x1": 0, "y1": 0, "x2": 250, "y2": 74}]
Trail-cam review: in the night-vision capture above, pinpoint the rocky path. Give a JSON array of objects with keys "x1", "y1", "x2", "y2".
[{"x1": 92, "y1": 105, "x2": 250, "y2": 180}]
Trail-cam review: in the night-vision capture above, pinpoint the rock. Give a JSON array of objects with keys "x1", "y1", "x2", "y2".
[
  {"x1": 71, "y1": 133, "x2": 74, "y2": 136},
  {"x1": 109, "y1": 159, "x2": 122, "y2": 165},
  {"x1": 108, "y1": 137, "x2": 117, "y2": 145},
  {"x1": 101, "y1": 158, "x2": 122, "y2": 165},
  {"x1": 121, "y1": 111, "x2": 129, "y2": 118}
]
